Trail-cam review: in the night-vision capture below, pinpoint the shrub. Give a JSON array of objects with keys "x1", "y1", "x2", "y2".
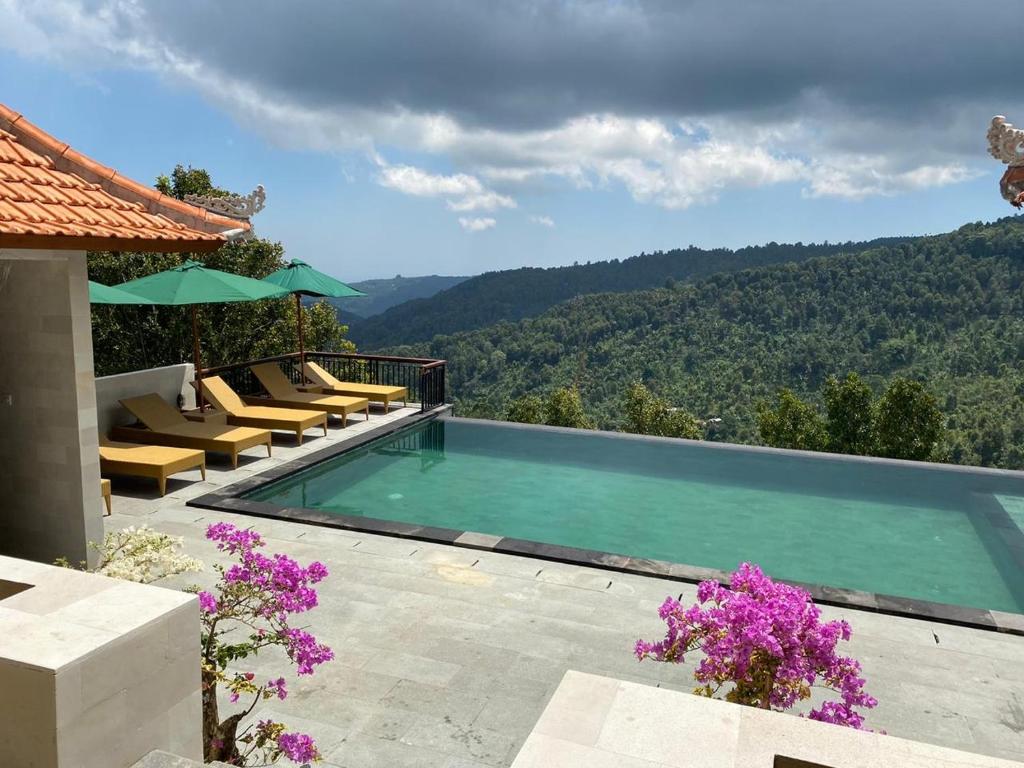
[
  {"x1": 198, "y1": 523, "x2": 334, "y2": 764},
  {"x1": 623, "y1": 381, "x2": 703, "y2": 439},
  {"x1": 57, "y1": 525, "x2": 202, "y2": 584},
  {"x1": 823, "y1": 373, "x2": 875, "y2": 455},
  {"x1": 756, "y1": 389, "x2": 828, "y2": 451},
  {"x1": 544, "y1": 386, "x2": 595, "y2": 429},
  {"x1": 874, "y1": 378, "x2": 944, "y2": 461},
  {"x1": 636, "y1": 563, "x2": 876, "y2": 729},
  {"x1": 506, "y1": 393, "x2": 545, "y2": 424}
]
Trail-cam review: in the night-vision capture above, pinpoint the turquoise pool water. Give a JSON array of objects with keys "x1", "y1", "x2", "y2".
[{"x1": 248, "y1": 418, "x2": 1024, "y2": 613}]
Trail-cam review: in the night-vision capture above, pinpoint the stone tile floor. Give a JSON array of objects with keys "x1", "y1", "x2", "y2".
[{"x1": 104, "y1": 406, "x2": 1024, "y2": 767}]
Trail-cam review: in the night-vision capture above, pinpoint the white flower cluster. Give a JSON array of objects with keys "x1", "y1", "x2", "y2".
[{"x1": 96, "y1": 525, "x2": 203, "y2": 584}]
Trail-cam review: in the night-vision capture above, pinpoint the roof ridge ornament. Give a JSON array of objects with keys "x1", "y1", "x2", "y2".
[
  {"x1": 988, "y1": 117, "x2": 1024, "y2": 208},
  {"x1": 184, "y1": 184, "x2": 266, "y2": 222}
]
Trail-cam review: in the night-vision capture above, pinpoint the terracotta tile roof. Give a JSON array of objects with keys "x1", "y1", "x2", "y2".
[{"x1": 0, "y1": 104, "x2": 251, "y2": 252}]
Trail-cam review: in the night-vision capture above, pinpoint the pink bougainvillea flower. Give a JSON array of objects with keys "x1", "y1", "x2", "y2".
[
  {"x1": 277, "y1": 731, "x2": 319, "y2": 763},
  {"x1": 197, "y1": 591, "x2": 218, "y2": 614},
  {"x1": 200, "y1": 523, "x2": 333, "y2": 764},
  {"x1": 636, "y1": 563, "x2": 876, "y2": 729}
]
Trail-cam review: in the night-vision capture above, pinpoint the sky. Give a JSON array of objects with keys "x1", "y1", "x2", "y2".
[{"x1": 0, "y1": 0, "x2": 1018, "y2": 281}]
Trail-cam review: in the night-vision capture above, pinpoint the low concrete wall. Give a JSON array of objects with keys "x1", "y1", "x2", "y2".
[
  {"x1": 0, "y1": 555, "x2": 202, "y2": 767},
  {"x1": 96, "y1": 364, "x2": 196, "y2": 438},
  {"x1": 513, "y1": 671, "x2": 1023, "y2": 767}
]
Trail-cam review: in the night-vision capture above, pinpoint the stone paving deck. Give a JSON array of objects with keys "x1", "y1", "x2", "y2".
[{"x1": 103, "y1": 406, "x2": 1024, "y2": 767}]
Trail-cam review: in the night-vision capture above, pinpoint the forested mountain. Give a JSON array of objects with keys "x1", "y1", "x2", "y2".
[
  {"x1": 351, "y1": 236, "x2": 912, "y2": 348},
  {"x1": 330, "y1": 274, "x2": 469, "y2": 319},
  {"x1": 391, "y1": 216, "x2": 1024, "y2": 469}
]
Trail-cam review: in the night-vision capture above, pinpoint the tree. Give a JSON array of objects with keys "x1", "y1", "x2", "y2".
[
  {"x1": 623, "y1": 382, "x2": 703, "y2": 439},
  {"x1": 873, "y1": 378, "x2": 944, "y2": 461},
  {"x1": 544, "y1": 387, "x2": 594, "y2": 429},
  {"x1": 155, "y1": 164, "x2": 233, "y2": 200},
  {"x1": 506, "y1": 394, "x2": 545, "y2": 424},
  {"x1": 89, "y1": 167, "x2": 354, "y2": 376},
  {"x1": 823, "y1": 373, "x2": 875, "y2": 455},
  {"x1": 756, "y1": 390, "x2": 828, "y2": 451}
]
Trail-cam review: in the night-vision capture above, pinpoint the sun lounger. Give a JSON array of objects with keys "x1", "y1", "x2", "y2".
[
  {"x1": 99, "y1": 438, "x2": 206, "y2": 496},
  {"x1": 112, "y1": 393, "x2": 272, "y2": 468},
  {"x1": 249, "y1": 363, "x2": 370, "y2": 425},
  {"x1": 196, "y1": 376, "x2": 329, "y2": 444},
  {"x1": 302, "y1": 360, "x2": 408, "y2": 410},
  {"x1": 101, "y1": 478, "x2": 111, "y2": 516}
]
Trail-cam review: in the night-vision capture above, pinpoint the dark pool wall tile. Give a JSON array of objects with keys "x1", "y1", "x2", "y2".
[
  {"x1": 817, "y1": 585, "x2": 879, "y2": 610},
  {"x1": 622, "y1": 557, "x2": 673, "y2": 578},
  {"x1": 875, "y1": 594, "x2": 997, "y2": 629}
]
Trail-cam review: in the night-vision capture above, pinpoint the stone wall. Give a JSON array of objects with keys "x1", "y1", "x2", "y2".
[
  {"x1": 0, "y1": 249, "x2": 103, "y2": 567},
  {"x1": 96, "y1": 363, "x2": 196, "y2": 439},
  {"x1": 0, "y1": 555, "x2": 202, "y2": 767}
]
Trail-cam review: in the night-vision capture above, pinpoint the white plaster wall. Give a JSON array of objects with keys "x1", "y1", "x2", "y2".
[
  {"x1": 0, "y1": 249, "x2": 103, "y2": 567},
  {"x1": 95, "y1": 363, "x2": 196, "y2": 438}
]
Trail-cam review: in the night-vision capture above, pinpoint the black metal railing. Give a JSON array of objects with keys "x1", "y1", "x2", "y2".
[{"x1": 202, "y1": 351, "x2": 447, "y2": 412}]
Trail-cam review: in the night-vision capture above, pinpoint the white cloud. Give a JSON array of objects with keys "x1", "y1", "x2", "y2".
[
  {"x1": 458, "y1": 216, "x2": 496, "y2": 232},
  {"x1": 445, "y1": 190, "x2": 516, "y2": 212},
  {"x1": 376, "y1": 161, "x2": 515, "y2": 216},
  {"x1": 530, "y1": 215, "x2": 555, "y2": 228},
  {"x1": 377, "y1": 164, "x2": 482, "y2": 198}
]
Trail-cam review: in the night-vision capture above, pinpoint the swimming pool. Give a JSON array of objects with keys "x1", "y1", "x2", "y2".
[{"x1": 244, "y1": 417, "x2": 1024, "y2": 615}]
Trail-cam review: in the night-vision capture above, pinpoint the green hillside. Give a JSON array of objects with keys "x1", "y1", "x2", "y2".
[
  {"x1": 330, "y1": 274, "x2": 469, "y2": 319},
  {"x1": 392, "y1": 216, "x2": 1024, "y2": 469},
  {"x1": 352, "y1": 236, "x2": 912, "y2": 349}
]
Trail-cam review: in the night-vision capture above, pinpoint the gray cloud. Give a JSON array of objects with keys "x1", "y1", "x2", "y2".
[
  {"x1": 0, "y1": 0, "x2": 1013, "y2": 211},
  {"x1": 135, "y1": 0, "x2": 1018, "y2": 133}
]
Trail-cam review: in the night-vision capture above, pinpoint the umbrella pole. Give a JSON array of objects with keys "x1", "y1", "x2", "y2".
[
  {"x1": 192, "y1": 305, "x2": 204, "y2": 412},
  {"x1": 296, "y1": 292, "x2": 305, "y2": 369}
]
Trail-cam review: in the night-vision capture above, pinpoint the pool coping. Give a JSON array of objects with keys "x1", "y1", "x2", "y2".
[{"x1": 189, "y1": 413, "x2": 1024, "y2": 637}]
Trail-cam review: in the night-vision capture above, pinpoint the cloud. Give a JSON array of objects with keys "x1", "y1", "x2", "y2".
[
  {"x1": 0, "y1": 0, "x2": 1006, "y2": 211},
  {"x1": 530, "y1": 215, "x2": 555, "y2": 228},
  {"x1": 375, "y1": 159, "x2": 516, "y2": 222},
  {"x1": 458, "y1": 216, "x2": 496, "y2": 232}
]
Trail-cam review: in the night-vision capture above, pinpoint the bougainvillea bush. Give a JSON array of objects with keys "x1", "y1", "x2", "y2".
[
  {"x1": 636, "y1": 563, "x2": 876, "y2": 729},
  {"x1": 57, "y1": 525, "x2": 203, "y2": 584},
  {"x1": 199, "y1": 523, "x2": 334, "y2": 765}
]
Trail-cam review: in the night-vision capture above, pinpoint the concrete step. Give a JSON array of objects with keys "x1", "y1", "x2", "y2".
[
  {"x1": 130, "y1": 750, "x2": 236, "y2": 768},
  {"x1": 130, "y1": 751, "x2": 202, "y2": 768}
]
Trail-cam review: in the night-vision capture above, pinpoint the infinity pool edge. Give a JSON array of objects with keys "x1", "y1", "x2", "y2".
[{"x1": 189, "y1": 410, "x2": 1024, "y2": 636}]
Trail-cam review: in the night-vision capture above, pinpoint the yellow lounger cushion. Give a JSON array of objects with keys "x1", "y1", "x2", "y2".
[{"x1": 99, "y1": 439, "x2": 206, "y2": 496}]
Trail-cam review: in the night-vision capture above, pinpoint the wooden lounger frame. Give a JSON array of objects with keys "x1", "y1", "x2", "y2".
[
  {"x1": 197, "y1": 376, "x2": 329, "y2": 444},
  {"x1": 101, "y1": 478, "x2": 112, "y2": 516},
  {"x1": 249, "y1": 363, "x2": 370, "y2": 424},
  {"x1": 114, "y1": 393, "x2": 273, "y2": 468},
  {"x1": 302, "y1": 360, "x2": 409, "y2": 410}
]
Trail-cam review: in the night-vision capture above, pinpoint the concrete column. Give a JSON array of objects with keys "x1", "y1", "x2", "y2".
[{"x1": 0, "y1": 249, "x2": 103, "y2": 567}]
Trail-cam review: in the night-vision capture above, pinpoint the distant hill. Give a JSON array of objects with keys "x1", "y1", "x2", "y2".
[
  {"x1": 351, "y1": 236, "x2": 912, "y2": 349},
  {"x1": 330, "y1": 274, "x2": 470, "y2": 319},
  {"x1": 390, "y1": 216, "x2": 1024, "y2": 469}
]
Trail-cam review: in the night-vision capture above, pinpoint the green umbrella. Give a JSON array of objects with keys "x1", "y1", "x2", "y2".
[
  {"x1": 113, "y1": 260, "x2": 289, "y2": 409},
  {"x1": 262, "y1": 259, "x2": 366, "y2": 367},
  {"x1": 88, "y1": 280, "x2": 154, "y2": 305}
]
